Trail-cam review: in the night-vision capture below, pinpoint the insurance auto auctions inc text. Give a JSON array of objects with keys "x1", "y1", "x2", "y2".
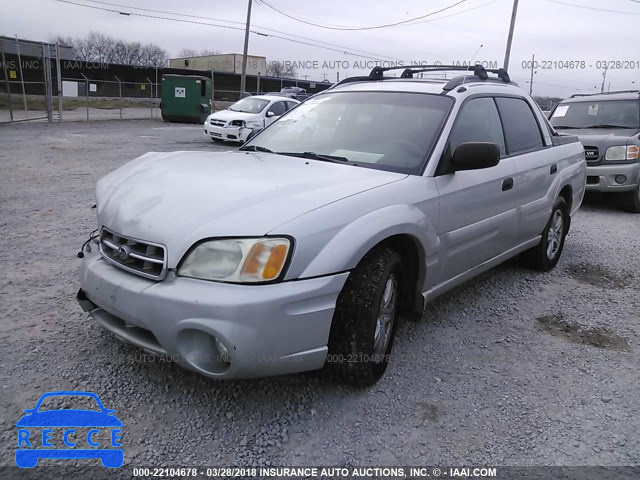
[{"x1": 210, "y1": 466, "x2": 498, "y2": 478}]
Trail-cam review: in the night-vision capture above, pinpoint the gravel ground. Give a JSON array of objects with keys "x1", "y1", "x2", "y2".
[{"x1": 0, "y1": 120, "x2": 639, "y2": 475}]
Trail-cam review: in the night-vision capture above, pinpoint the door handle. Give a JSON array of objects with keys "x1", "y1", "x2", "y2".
[
  {"x1": 502, "y1": 177, "x2": 514, "y2": 191},
  {"x1": 550, "y1": 163, "x2": 558, "y2": 175}
]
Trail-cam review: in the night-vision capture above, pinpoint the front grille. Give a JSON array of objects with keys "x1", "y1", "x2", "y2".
[
  {"x1": 210, "y1": 119, "x2": 226, "y2": 127},
  {"x1": 99, "y1": 228, "x2": 167, "y2": 280},
  {"x1": 584, "y1": 146, "x2": 600, "y2": 164}
]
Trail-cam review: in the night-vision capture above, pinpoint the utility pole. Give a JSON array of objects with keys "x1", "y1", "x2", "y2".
[
  {"x1": 600, "y1": 64, "x2": 608, "y2": 93},
  {"x1": 503, "y1": 0, "x2": 519, "y2": 71},
  {"x1": 529, "y1": 54, "x2": 535, "y2": 96},
  {"x1": 239, "y1": 0, "x2": 253, "y2": 95}
]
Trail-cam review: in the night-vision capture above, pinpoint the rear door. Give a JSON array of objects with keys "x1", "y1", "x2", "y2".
[
  {"x1": 434, "y1": 96, "x2": 519, "y2": 283},
  {"x1": 495, "y1": 96, "x2": 554, "y2": 243}
]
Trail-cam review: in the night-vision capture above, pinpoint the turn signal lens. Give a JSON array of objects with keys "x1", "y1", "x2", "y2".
[
  {"x1": 627, "y1": 145, "x2": 639, "y2": 160},
  {"x1": 240, "y1": 239, "x2": 290, "y2": 281},
  {"x1": 262, "y1": 244, "x2": 289, "y2": 280}
]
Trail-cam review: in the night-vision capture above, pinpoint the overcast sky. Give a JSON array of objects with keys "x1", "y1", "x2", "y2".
[{"x1": 2, "y1": 0, "x2": 638, "y2": 96}]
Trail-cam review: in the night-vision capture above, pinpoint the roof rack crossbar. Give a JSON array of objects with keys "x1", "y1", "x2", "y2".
[{"x1": 330, "y1": 64, "x2": 513, "y2": 90}]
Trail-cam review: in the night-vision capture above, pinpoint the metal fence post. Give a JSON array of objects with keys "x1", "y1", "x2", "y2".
[
  {"x1": 114, "y1": 75, "x2": 122, "y2": 120},
  {"x1": 15, "y1": 35, "x2": 28, "y2": 119},
  {"x1": 211, "y1": 70, "x2": 216, "y2": 113},
  {"x1": 257, "y1": 72, "x2": 261, "y2": 95},
  {"x1": 81, "y1": 73, "x2": 89, "y2": 121},
  {"x1": 146, "y1": 78, "x2": 153, "y2": 118},
  {"x1": 0, "y1": 42, "x2": 14, "y2": 122},
  {"x1": 42, "y1": 43, "x2": 53, "y2": 122},
  {"x1": 55, "y1": 43, "x2": 63, "y2": 121}
]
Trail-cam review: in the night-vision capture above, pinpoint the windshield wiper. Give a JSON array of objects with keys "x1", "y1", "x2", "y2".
[
  {"x1": 584, "y1": 124, "x2": 634, "y2": 129},
  {"x1": 239, "y1": 145, "x2": 274, "y2": 153},
  {"x1": 553, "y1": 125, "x2": 581, "y2": 129},
  {"x1": 277, "y1": 151, "x2": 349, "y2": 163}
]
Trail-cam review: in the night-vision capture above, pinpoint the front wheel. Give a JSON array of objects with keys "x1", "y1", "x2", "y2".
[
  {"x1": 521, "y1": 197, "x2": 568, "y2": 271},
  {"x1": 327, "y1": 246, "x2": 403, "y2": 386},
  {"x1": 622, "y1": 184, "x2": 640, "y2": 213}
]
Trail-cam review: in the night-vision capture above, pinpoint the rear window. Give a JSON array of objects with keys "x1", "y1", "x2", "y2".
[{"x1": 550, "y1": 100, "x2": 640, "y2": 129}]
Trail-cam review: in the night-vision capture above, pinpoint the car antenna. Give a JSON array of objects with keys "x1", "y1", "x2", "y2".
[{"x1": 461, "y1": 44, "x2": 484, "y2": 86}]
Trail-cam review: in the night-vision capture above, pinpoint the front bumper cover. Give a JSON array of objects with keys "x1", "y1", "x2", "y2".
[
  {"x1": 204, "y1": 121, "x2": 254, "y2": 142},
  {"x1": 78, "y1": 252, "x2": 348, "y2": 379},
  {"x1": 586, "y1": 162, "x2": 640, "y2": 192}
]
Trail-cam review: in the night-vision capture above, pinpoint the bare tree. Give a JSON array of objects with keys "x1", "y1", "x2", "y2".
[
  {"x1": 266, "y1": 61, "x2": 297, "y2": 78},
  {"x1": 49, "y1": 31, "x2": 168, "y2": 67}
]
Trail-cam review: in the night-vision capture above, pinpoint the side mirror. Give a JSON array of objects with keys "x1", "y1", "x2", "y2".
[
  {"x1": 266, "y1": 111, "x2": 276, "y2": 117},
  {"x1": 451, "y1": 142, "x2": 500, "y2": 172}
]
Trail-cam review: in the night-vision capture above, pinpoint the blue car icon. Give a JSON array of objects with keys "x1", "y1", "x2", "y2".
[{"x1": 15, "y1": 391, "x2": 123, "y2": 468}]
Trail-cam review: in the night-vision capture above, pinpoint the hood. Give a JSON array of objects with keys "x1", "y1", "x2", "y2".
[
  {"x1": 208, "y1": 109, "x2": 261, "y2": 122},
  {"x1": 559, "y1": 127, "x2": 640, "y2": 147},
  {"x1": 96, "y1": 151, "x2": 406, "y2": 267}
]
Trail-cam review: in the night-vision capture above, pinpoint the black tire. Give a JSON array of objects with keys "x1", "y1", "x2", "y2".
[
  {"x1": 622, "y1": 185, "x2": 640, "y2": 213},
  {"x1": 327, "y1": 246, "x2": 403, "y2": 386},
  {"x1": 521, "y1": 197, "x2": 569, "y2": 271}
]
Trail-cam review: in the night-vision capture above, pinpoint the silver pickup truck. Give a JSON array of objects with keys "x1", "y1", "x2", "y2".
[{"x1": 77, "y1": 65, "x2": 586, "y2": 386}]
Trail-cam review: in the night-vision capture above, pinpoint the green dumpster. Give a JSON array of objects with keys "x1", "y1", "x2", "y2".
[{"x1": 160, "y1": 74, "x2": 211, "y2": 123}]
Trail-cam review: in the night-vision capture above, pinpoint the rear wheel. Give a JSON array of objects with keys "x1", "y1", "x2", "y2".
[
  {"x1": 622, "y1": 184, "x2": 640, "y2": 213},
  {"x1": 521, "y1": 197, "x2": 568, "y2": 271},
  {"x1": 327, "y1": 246, "x2": 403, "y2": 386}
]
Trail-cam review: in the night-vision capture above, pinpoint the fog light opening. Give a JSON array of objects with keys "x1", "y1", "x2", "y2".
[
  {"x1": 176, "y1": 328, "x2": 232, "y2": 374},
  {"x1": 614, "y1": 175, "x2": 627, "y2": 184}
]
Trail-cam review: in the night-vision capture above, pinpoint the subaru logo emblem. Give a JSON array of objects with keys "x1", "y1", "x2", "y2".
[{"x1": 118, "y1": 246, "x2": 130, "y2": 260}]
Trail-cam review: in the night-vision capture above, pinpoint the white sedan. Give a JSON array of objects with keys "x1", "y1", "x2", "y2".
[{"x1": 204, "y1": 95, "x2": 299, "y2": 143}]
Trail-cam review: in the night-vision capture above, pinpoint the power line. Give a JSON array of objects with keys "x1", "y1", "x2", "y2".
[
  {"x1": 546, "y1": 0, "x2": 640, "y2": 16},
  {"x1": 74, "y1": 0, "x2": 398, "y2": 61},
  {"x1": 52, "y1": 0, "x2": 398, "y2": 61},
  {"x1": 256, "y1": 0, "x2": 472, "y2": 31}
]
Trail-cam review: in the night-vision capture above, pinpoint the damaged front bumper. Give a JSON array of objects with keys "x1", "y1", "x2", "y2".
[
  {"x1": 77, "y1": 252, "x2": 348, "y2": 379},
  {"x1": 204, "y1": 121, "x2": 255, "y2": 142}
]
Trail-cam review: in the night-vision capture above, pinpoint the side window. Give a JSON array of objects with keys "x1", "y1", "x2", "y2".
[
  {"x1": 448, "y1": 97, "x2": 506, "y2": 158},
  {"x1": 495, "y1": 97, "x2": 544, "y2": 155},
  {"x1": 267, "y1": 101, "x2": 286, "y2": 117},
  {"x1": 286, "y1": 101, "x2": 298, "y2": 111}
]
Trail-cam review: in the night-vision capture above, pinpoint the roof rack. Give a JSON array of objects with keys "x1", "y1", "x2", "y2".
[
  {"x1": 569, "y1": 90, "x2": 640, "y2": 98},
  {"x1": 333, "y1": 64, "x2": 513, "y2": 89}
]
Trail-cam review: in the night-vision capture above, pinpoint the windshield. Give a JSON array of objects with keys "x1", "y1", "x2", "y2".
[
  {"x1": 550, "y1": 100, "x2": 640, "y2": 129},
  {"x1": 244, "y1": 91, "x2": 453, "y2": 174},
  {"x1": 228, "y1": 97, "x2": 270, "y2": 113}
]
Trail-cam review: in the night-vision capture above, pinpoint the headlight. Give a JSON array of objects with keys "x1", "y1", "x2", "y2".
[
  {"x1": 605, "y1": 145, "x2": 639, "y2": 161},
  {"x1": 229, "y1": 120, "x2": 246, "y2": 127},
  {"x1": 179, "y1": 238, "x2": 291, "y2": 283},
  {"x1": 245, "y1": 120, "x2": 263, "y2": 128}
]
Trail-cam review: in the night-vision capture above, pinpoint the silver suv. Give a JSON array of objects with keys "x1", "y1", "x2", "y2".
[
  {"x1": 550, "y1": 90, "x2": 640, "y2": 212},
  {"x1": 77, "y1": 65, "x2": 586, "y2": 386}
]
